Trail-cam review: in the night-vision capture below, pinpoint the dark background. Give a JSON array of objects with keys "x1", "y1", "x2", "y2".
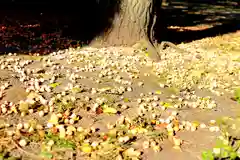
[{"x1": 0, "y1": 0, "x2": 239, "y2": 54}]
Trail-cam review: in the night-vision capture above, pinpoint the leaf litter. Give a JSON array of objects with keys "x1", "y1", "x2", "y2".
[{"x1": 0, "y1": 23, "x2": 240, "y2": 160}]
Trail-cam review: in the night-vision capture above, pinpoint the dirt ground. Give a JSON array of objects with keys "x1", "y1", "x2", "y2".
[
  {"x1": 0, "y1": 28, "x2": 239, "y2": 160},
  {"x1": 0, "y1": 0, "x2": 240, "y2": 159}
]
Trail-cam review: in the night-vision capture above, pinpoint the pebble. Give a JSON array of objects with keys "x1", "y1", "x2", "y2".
[
  {"x1": 17, "y1": 123, "x2": 23, "y2": 130},
  {"x1": 39, "y1": 111, "x2": 45, "y2": 117},
  {"x1": 19, "y1": 139, "x2": 27, "y2": 147}
]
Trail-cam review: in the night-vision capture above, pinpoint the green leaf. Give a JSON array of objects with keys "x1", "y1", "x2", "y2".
[
  {"x1": 237, "y1": 99, "x2": 240, "y2": 104},
  {"x1": 230, "y1": 152, "x2": 237, "y2": 160},
  {"x1": 40, "y1": 151, "x2": 53, "y2": 159},
  {"x1": 201, "y1": 150, "x2": 215, "y2": 160},
  {"x1": 215, "y1": 139, "x2": 225, "y2": 148},
  {"x1": 0, "y1": 153, "x2": 4, "y2": 160},
  {"x1": 223, "y1": 145, "x2": 233, "y2": 152},
  {"x1": 234, "y1": 88, "x2": 240, "y2": 103},
  {"x1": 221, "y1": 150, "x2": 230, "y2": 158},
  {"x1": 58, "y1": 141, "x2": 76, "y2": 149}
]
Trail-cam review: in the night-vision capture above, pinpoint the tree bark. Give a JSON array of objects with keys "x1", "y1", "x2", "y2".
[{"x1": 91, "y1": 0, "x2": 162, "y2": 61}]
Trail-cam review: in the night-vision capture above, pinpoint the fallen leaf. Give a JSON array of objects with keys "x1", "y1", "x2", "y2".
[
  {"x1": 81, "y1": 145, "x2": 92, "y2": 153},
  {"x1": 40, "y1": 151, "x2": 53, "y2": 159},
  {"x1": 123, "y1": 148, "x2": 141, "y2": 158},
  {"x1": 124, "y1": 98, "x2": 129, "y2": 102},
  {"x1": 102, "y1": 135, "x2": 108, "y2": 141},
  {"x1": 103, "y1": 107, "x2": 117, "y2": 114},
  {"x1": 59, "y1": 128, "x2": 66, "y2": 139},
  {"x1": 173, "y1": 145, "x2": 182, "y2": 151},
  {"x1": 48, "y1": 113, "x2": 59, "y2": 125},
  {"x1": 99, "y1": 87, "x2": 112, "y2": 92},
  {"x1": 49, "y1": 82, "x2": 61, "y2": 88},
  {"x1": 71, "y1": 87, "x2": 82, "y2": 93},
  {"x1": 96, "y1": 107, "x2": 103, "y2": 114},
  {"x1": 155, "y1": 90, "x2": 162, "y2": 95},
  {"x1": 19, "y1": 102, "x2": 29, "y2": 112}
]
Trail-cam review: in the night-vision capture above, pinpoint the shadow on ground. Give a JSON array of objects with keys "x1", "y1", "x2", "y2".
[
  {"x1": 0, "y1": 0, "x2": 120, "y2": 54},
  {"x1": 157, "y1": 0, "x2": 240, "y2": 43},
  {"x1": 0, "y1": 0, "x2": 239, "y2": 54}
]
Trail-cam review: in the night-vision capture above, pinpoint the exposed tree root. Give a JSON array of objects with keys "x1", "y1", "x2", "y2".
[
  {"x1": 12, "y1": 139, "x2": 43, "y2": 160},
  {"x1": 158, "y1": 41, "x2": 187, "y2": 53}
]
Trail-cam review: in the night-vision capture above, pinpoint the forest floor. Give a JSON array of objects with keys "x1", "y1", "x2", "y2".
[
  {"x1": 0, "y1": 26, "x2": 240, "y2": 160},
  {"x1": 0, "y1": 1, "x2": 240, "y2": 160}
]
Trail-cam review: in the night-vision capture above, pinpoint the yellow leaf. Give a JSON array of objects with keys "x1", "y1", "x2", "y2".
[
  {"x1": 81, "y1": 146, "x2": 92, "y2": 153},
  {"x1": 192, "y1": 121, "x2": 200, "y2": 127},
  {"x1": 48, "y1": 113, "x2": 59, "y2": 125},
  {"x1": 71, "y1": 87, "x2": 82, "y2": 93},
  {"x1": 163, "y1": 102, "x2": 173, "y2": 108},
  {"x1": 137, "y1": 127, "x2": 148, "y2": 134},
  {"x1": 123, "y1": 148, "x2": 141, "y2": 158},
  {"x1": 49, "y1": 82, "x2": 61, "y2": 88},
  {"x1": 124, "y1": 98, "x2": 129, "y2": 102},
  {"x1": 19, "y1": 102, "x2": 30, "y2": 112},
  {"x1": 99, "y1": 87, "x2": 111, "y2": 92},
  {"x1": 155, "y1": 90, "x2": 162, "y2": 95},
  {"x1": 173, "y1": 145, "x2": 182, "y2": 151},
  {"x1": 103, "y1": 107, "x2": 117, "y2": 114},
  {"x1": 59, "y1": 128, "x2": 66, "y2": 139}
]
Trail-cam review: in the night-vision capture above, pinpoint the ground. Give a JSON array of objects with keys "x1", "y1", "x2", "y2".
[
  {"x1": 0, "y1": 1, "x2": 240, "y2": 160},
  {"x1": 0, "y1": 29, "x2": 240, "y2": 160}
]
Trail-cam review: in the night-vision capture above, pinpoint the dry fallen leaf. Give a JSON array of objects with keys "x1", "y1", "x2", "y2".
[
  {"x1": 48, "y1": 113, "x2": 59, "y2": 125},
  {"x1": 123, "y1": 148, "x2": 141, "y2": 158},
  {"x1": 103, "y1": 107, "x2": 117, "y2": 114},
  {"x1": 81, "y1": 145, "x2": 92, "y2": 153}
]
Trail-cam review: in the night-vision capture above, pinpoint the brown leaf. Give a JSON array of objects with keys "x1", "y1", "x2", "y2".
[{"x1": 96, "y1": 107, "x2": 103, "y2": 114}]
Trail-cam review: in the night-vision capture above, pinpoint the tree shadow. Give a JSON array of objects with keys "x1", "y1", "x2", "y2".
[
  {"x1": 156, "y1": 0, "x2": 240, "y2": 44},
  {"x1": 0, "y1": 0, "x2": 121, "y2": 54},
  {"x1": 0, "y1": 0, "x2": 239, "y2": 54}
]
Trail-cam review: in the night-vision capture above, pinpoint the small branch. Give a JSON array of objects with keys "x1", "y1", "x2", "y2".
[{"x1": 12, "y1": 139, "x2": 43, "y2": 160}]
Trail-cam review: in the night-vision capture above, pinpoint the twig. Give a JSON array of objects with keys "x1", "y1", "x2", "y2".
[{"x1": 12, "y1": 139, "x2": 43, "y2": 160}]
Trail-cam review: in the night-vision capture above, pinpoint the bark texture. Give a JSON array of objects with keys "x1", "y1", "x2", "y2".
[{"x1": 92, "y1": 0, "x2": 161, "y2": 47}]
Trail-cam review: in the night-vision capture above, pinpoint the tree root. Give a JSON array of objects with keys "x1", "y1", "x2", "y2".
[
  {"x1": 142, "y1": 36, "x2": 161, "y2": 62},
  {"x1": 12, "y1": 139, "x2": 43, "y2": 160},
  {"x1": 158, "y1": 41, "x2": 188, "y2": 53}
]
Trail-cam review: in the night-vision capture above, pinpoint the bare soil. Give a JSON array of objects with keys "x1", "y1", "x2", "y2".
[{"x1": 0, "y1": 30, "x2": 239, "y2": 160}]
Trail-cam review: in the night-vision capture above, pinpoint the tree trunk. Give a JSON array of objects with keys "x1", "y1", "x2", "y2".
[{"x1": 91, "y1": 0, "x2": 162, "y2": 60}]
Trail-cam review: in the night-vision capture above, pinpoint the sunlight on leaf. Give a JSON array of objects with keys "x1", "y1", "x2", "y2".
[
  {"x1": 103, "y1": 107, "x2": 117, "y2": 114},
  {"x1": 155, "y1": 90, "x2": 162, "y2": 95},
  {"x1": 49, "y1": 82, "x2": 61, "y2": 88},
  {"x1": 81, "y1": 144, "x2": 92, "y2": 153}
]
